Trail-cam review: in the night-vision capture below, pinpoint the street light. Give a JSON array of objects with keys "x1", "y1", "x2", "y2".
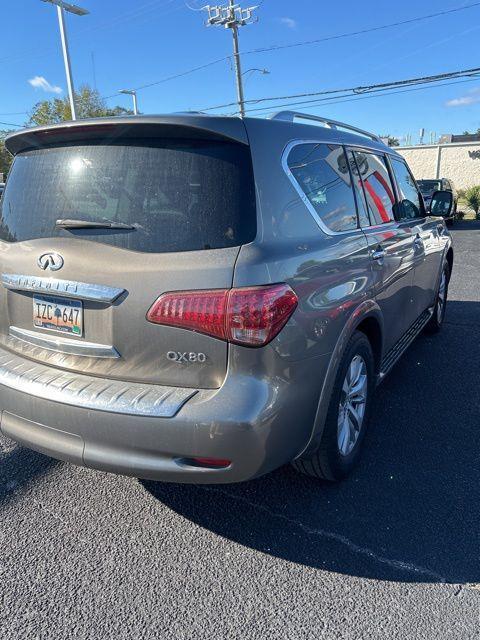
[
  {"x1": 41, "y1": 0, "x2": 89, "y2": 121},
  {"x1": 242, "y1": 68, "x2": 270, "y2": 76},
  {"x1": 119, "y1": 89, "x2": 139, "y2": 115}
]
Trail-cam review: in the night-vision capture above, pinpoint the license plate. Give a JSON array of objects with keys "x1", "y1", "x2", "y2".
[{"x1": 33, "y1": 294, "x2": 83, "y2": 336}]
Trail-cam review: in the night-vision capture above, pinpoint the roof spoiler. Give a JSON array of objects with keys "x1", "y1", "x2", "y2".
[{"x1": 5, "y1": 115, "x2": 249, "y2": 155}]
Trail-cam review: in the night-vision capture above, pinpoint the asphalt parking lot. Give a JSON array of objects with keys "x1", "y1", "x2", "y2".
[{"x1": 1, "y1": 222, "x2": 479, "y2": 639}]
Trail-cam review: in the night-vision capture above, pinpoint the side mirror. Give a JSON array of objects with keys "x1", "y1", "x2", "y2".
[{"x1": 429, "y1": 190, "x2": 453, "y2": 217}]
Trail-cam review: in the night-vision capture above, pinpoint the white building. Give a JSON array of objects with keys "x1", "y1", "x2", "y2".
[{"x1": 397, "y1": 139, "x2": 480, "y2": 190}]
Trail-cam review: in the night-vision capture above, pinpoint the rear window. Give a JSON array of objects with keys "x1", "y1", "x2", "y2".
[
  {"x1": 0, "y1": 140, "x2": 256, "y2": 253},
  {"x1": 286, "y1": 143, "x2": 358, "y2": 232}
]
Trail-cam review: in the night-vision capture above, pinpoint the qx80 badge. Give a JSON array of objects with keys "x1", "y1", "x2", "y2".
[{"x1": 167, "y1": 351, "x2": 207, "y2": 364}]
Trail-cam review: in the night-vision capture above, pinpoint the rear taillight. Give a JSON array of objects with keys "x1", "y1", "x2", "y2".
[
  {"x1": 147, "y1": 284, "x2": 297, "y2": 347},
  {"x1": 147, "y1": 288, "x2": 229, "y2": 341},
  {"x1": 226, "y1": 285, "x2": 298, "y2": 346}
]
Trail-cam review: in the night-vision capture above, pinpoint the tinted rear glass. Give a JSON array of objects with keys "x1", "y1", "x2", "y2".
[
  {"x1": 286, "y1": 143, "x2": 358, "y2": 232},
  {"x1": 0, "y1": 140, "x2": 256, "y2": 253}
]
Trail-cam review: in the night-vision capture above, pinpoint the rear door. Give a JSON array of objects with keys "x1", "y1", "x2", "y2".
[
  {"x1": 0, "y1": 133, "x2": 257, "y2": 389},
  {"x1": 348, "y1": 149, "x2": 417, "y2": 351}
]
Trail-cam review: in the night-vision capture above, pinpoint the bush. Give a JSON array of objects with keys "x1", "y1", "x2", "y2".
[{"x1": 463, "y1": 186, "x2": 480, "y2": 219}]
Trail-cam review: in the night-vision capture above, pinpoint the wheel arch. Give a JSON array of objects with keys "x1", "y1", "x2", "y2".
[
  {"x1": 354, "y1": 315, "x2": 383, "y2": 375},
  {"x1": 294, "y1": 299, "x2": 384, "y2": 460}
]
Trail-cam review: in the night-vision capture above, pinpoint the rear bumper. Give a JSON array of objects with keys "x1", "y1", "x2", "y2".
[{"x1": 0, "y1": 347, "x2": 330, "y2": 483}]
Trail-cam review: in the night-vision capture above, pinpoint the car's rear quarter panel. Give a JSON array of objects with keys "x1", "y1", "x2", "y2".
[{"x1": 231, "y1": 119, "x2": 380, "y2": 457}]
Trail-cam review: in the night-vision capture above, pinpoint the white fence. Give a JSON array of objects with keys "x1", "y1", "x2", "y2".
[{"x1": 397, "y1": 142, "x2": 480, "y2": 190}]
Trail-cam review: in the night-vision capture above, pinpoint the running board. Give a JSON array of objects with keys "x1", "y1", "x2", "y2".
[{"x1": 377, "y1": 309, "x2": 433, "y2": 384}]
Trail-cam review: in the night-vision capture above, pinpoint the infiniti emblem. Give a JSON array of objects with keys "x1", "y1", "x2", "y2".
[{"x1": 37, "y1": 252, "x2": 64, "y2": 271}]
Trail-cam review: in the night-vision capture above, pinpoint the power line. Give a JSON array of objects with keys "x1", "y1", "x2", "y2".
[
  {"x1": 241, "y1": 77, "x2": 480, "y2": 116},
  {"x1": 183, "y1": 0, "x2": 202, "y2": 10},
  {"x1": 198, "y1": 65, "x2": 480, "y2": 112},
  {"x1": 240, "y1": 2, "x2": 480, "y2": 57},
  {"x1": 103, "y1": 2, "x2": 260, "y2": 102},
  {"x1": 0, "y1": 120, "x2": 24, "y2": 128},
  {"x1": 103, "y1": 1, "x2": 480, "y2": 99},
  {"x1": 103, "y1": 56, "x2": 229, "y2": 99}
]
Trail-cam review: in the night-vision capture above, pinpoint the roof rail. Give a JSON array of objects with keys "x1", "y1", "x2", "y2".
[{"x1": 269, "y1": 111, "x2": 381, "y2": 142}]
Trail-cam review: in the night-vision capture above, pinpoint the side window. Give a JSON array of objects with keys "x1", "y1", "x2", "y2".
[
  {"x1": 390, "y1": 157, "x2": 425, "y2": 221},
  {"x1": 347, "y1": 150, "x2": 372, "y2": 228},
  {"x1": 287, "y1": 143, "x2": 358, "y2": 232},
  {"x1": 353, "y1": 151, "x2": 395, "y2": 225}
]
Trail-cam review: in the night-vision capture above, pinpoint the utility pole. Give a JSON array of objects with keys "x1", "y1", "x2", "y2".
[
  {"x1": 41, "y1": 0, "x2": 89, "y2": 121},
  {"x1": 203, "y1": 2, "x2": 258, "y2": 118}
]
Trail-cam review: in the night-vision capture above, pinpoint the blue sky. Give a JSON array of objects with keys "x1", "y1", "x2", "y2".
[{"x1": 2, "y1": 0, "x2": 480, "y2": 142}]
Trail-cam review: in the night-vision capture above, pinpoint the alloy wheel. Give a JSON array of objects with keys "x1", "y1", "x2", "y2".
[
  {"x1": 437, "y1": 269, "x2": 447, "y2": 324},
  {"x1": 337, "y1": 355, "x2": 368, "y2": 457}
]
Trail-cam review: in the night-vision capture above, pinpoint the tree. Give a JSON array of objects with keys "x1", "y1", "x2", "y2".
[
  {"x1": 28, "y1": 85, "x2": 132, "y2": 127},
  {"x1": 464, "y1": 185, "x2": 480, "y2": 219},
  {"x1": 0, "y1": 131, "x2": 13, "y2": 179},
  {"x1": 380, "y1": 134, "x2": 400, "y2": 147}
]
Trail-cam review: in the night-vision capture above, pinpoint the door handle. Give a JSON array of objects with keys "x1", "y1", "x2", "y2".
[
  {"x1": 371, "y1": 248, "x2": 386, "y2": 261},
  {"x1": 413, "y1": 235, "x2": 424, "y2": 250}
]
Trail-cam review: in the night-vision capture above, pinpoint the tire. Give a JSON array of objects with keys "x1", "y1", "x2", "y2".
[
  {"x1": 292, "y1": 331, "x2": 376, "y2": 482},
  {"x1": 448, "y1": 203, "x2": 458, "y2": 225},
  {"x1": 425, "y1": 262, "x2": 450, "y2": 334}
]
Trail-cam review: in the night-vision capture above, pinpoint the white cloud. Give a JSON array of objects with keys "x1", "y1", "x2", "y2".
[
  {"x1": 279, "y1": 17, "x2": 297, "y2": 29},
  {"x1": 446, "y1": 96, "x2": 478, "y2": 107},
  {"x1": 28, "y1": 76, "x2": 62, "y2": 94},
  {"x1": 446, "y1": 87, "x2": 480, "y2": 107}
]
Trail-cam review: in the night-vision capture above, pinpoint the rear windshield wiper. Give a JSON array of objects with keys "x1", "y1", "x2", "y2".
[{"x1": 55, "y1": 218, "x2": 137, "y2": 230}]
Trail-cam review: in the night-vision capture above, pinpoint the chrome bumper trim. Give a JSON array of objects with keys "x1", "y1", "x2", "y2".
[
  {"x1": 0, "y1": 349, "x2": 197, "y2": 417},
  {"x1": 9, "y1": 326, "x2": 120, "y2": 359},
  {"x1": 1, "y1": 274, "x2": 125, "y2": 303}
]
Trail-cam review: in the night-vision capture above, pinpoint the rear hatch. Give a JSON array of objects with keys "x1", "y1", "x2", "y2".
[{"x1": 0, "y1": 118, "x2": 256, "y2": 388}]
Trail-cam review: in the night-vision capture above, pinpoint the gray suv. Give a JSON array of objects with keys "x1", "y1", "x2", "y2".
[
  {"x1": 418, "y1": 178, "x2": 458, "y2": 225},
  {"x1": 0, "y1": 112, "x2": 453, "y2": 483}
]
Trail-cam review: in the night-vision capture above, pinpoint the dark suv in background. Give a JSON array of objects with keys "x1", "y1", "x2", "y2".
[
  {"x1": 0, "y1": 112, "x2": 454, "y2": 484},
  {"x1": 418, "y1": 178, "x2": 458, "y2": 224}
]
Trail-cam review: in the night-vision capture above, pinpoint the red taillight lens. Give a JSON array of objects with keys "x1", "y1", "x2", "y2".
[
  {"x1": 226, "y1": 284, "x2": 298, "y2": 346},
  {"x1": 147, "y1": 284, "x2": 297, "y2": 347},
  {"x1": 146, "y1": 288, "x2": 229, "y2": 340}
]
